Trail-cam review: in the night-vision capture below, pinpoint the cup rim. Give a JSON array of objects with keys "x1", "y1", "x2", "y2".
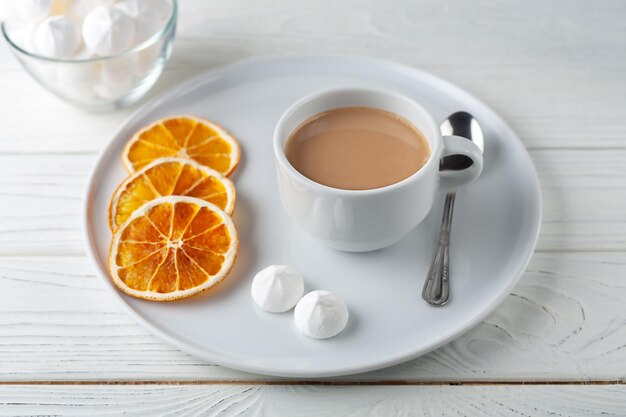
[
  {"x1": 0, "y1": 0, "x2": 177, "y2": 63},
  {"x1": 273, "y1": 87, "x2": 442, "y2": 196}
]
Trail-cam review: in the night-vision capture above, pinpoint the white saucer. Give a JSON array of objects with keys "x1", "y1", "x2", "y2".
[{"x1": 84, "y1": 55, "x2": 542, "y2": 378}]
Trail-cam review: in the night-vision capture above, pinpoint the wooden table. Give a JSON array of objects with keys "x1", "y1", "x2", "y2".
[{"x1": 1, "y1": 0, "x2": 625, "y2": 414}]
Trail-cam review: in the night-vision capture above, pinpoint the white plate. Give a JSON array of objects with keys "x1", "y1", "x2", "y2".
[{"x1": 84, "y1": 55, "x2": 542, "y2": 378}]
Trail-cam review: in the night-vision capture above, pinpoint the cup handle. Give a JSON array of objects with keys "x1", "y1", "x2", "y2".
[{"x1": 438, "y1": 135, "x2": 484, "y2": 190}]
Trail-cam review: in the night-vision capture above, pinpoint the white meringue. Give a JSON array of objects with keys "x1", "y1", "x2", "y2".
[
  {"x1": 294, "y1": 290, "x2": 349, "y2": 339},
  {"x1": 64, "y1": 0, "x2": 114, "y2": 20},
  {"x1": 30, "y1": 59, "x2": 60, "y2": 87},
  {"x1": 115, "y1": 0, "x2": 171, "y2": 44},
  {"x1": 93, "y1": 82, "x2": 130, "y2": 100},
  {"x1": 14, "y1": 0, "x2": 52, "y2": 22},
  {"x1": 82, "y1": 6, "x2": 135, "y2": 56},
  {"x1": 148, "y1": 0, "x2": 172, "y2": 22},
  {"x1": 33, "y1": 16, "x2": 81, "y2": 58},
  {"x1": 113, "y1": 0, "x2": 148, "y2": 18},
  {"x1": 56, "y1": 51, "x2": 100, "y2": 84},
  {"x1": 58, "y1": 76, "x2": 98, "y2": 101},
  {"x1": 251, "y1": 265, "x2": 304, "y2": 313},
  {"x1": 100, "y1": 55, "x2": 134, "y2": 84},
  {"x1": 94, "y1": 55, "x2": 135, "y2": 99},
  {"x1": 54, "y1": 48, "x2": 100, "y2": 100},
  {"x1": 4, "y1": 22, "x2": 37, "y2": 51}
]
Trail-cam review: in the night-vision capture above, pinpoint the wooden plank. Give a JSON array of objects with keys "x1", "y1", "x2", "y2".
[
  {"x1": 0, "y1": 154, "x2": 89, "y2": 256},
  {"x1": 0, "y1": 384, "x2": 624, "y2": 416},
  {"x1": 0, "y1": 0, "x2": 624, "y2": 152},
  {"x1": 0, "y1": 252, "x2": 624, "y2": 382},
  {"x1": 0, "y1": 149, "x2": 624, "y2": 255},
  {"x1": 533, "y1": 150, "x2": 626, "y2": 251}
]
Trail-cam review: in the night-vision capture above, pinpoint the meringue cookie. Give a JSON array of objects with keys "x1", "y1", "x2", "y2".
[
  {"x1": 294, "y1": 290, "x2": 349, "y2": 339},
  {"x1": 14, "y1": 0, "x2": 52, "y2": 22},
  {"x1": 66, "y1": 0, "x2": 116, "y2": 21},
  {"x1": 94, "y1": 55, "x2": 135, "y2": 99},
  {"x1": 147, "y1": 0, "x2": 172, "y2": 22},
  {"x1": 55, "y1": 49, "x2": 100, "y2": 100},
  {"x1": 30, "y1": 59, "x2": 60, "y2": 87},
  {"x1": 115, "y1": 0, "x2": 171, "y2": 43},
  {"x1": 113, "y1": 0, "x2": 148, "y2": 17},
  {"x1": 56, "y1": 52, "x2": 100, "y2": 85},
  {"x1": 33, "y1": 16, "x2": 81, "y2": 58},
  {"x1": 4, "y1": 22, "x2": 37, "y2": 51},
  {"x1": 251, "y1": 265, "x2": 304, "y2": 313},
  {"x1": 100, "y1": 55, "x2": 134, "y2": 84},
  {"x1": 93, "y1": 82, "x2": 130, "y2": 100},
  {"x1": 82, "y1": 6, "x2": 135, "y2": 56},
  {"x1": 58, "y1": 76, "x2": 98, "y2": 101}
]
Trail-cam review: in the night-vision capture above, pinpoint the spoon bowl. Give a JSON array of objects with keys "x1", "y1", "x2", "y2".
[{"x1": 440, "y1": 111, "x2": 485, "y2": 170}]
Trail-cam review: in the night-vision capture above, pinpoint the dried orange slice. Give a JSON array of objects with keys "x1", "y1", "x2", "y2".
[
  {"x1": 122, "y1": 115, "x2": 241, "y2": 176},
  {"x1": 109, "y1": 157, "x2": 235, "y2": 231},
  {"x1": 108, "y1": 196, "x2": 238, "y2": 301}
]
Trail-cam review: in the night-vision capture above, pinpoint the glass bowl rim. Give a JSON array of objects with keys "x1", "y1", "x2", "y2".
[{"x1": 1, "y1": 0, "x2": 177, "y2": 63}]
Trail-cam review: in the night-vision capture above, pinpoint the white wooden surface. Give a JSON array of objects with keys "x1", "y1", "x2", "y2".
[
  {"x1": 0, "y1": 0, "x2": 625, "y2": 414},
  {"x1": 1, "y1": 384, "x2": 625, "y2": 416}
]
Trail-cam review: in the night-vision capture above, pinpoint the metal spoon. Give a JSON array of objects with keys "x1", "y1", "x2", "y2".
[{"x1": 422, "y1": 112, "x2": 485, "y2": 306}]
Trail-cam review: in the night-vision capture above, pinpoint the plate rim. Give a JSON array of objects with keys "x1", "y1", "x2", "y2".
[{"x1": 83, "y1": 54, "x2": 543, "y2": 378}]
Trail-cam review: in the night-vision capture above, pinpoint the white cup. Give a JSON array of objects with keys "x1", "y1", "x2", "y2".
[{"x1": 273, "y1": 88, "x2": 483, "y2": 252}]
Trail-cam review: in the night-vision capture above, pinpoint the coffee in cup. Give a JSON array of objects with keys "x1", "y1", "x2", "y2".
[{"x1": 285, "y1": 107, "x2": 431, "y2": 191}]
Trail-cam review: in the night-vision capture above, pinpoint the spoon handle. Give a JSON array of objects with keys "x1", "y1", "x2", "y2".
[{"x1": 422, "y1": 191, "x2": 455, "y2": 306}]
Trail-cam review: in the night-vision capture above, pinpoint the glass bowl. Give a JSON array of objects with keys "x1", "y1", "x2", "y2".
[{"x1": 1, "y1": 0, "x2": 177, "y2": 111}]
